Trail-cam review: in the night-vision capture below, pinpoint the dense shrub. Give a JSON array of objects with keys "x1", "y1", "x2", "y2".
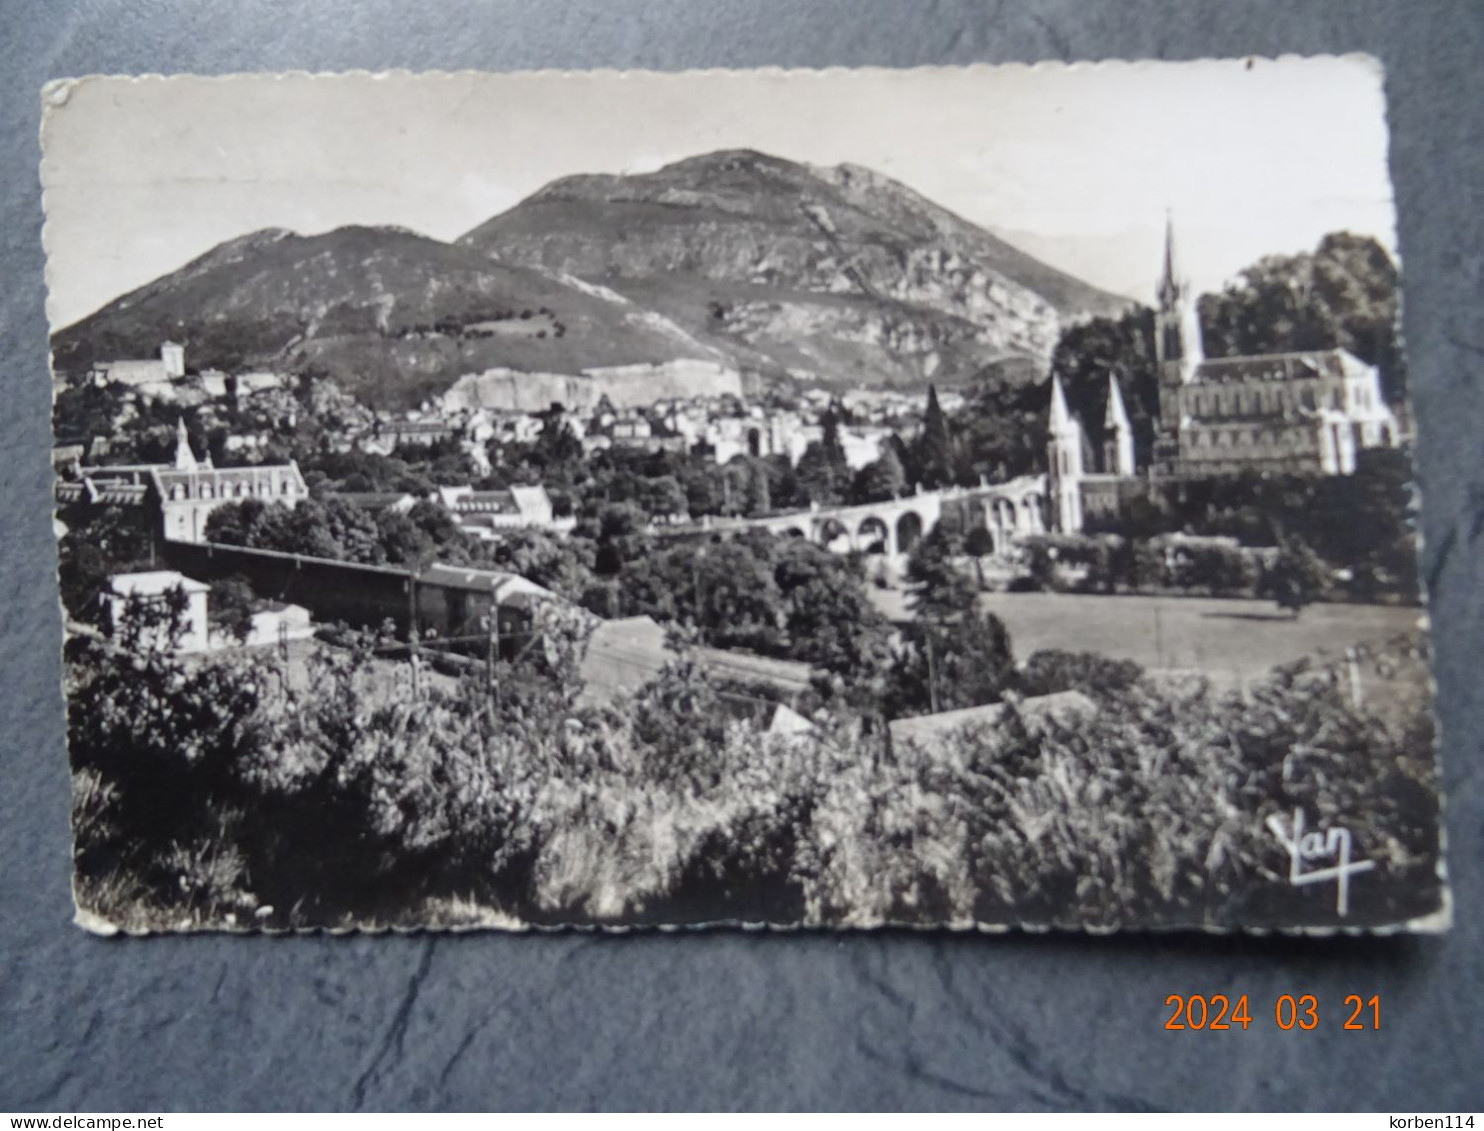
[
  {"x1": 68, "y1": 602, "x2": 1439, "y2": 932},
  {"x1": 1017, "y1": 649, "x2": 1144, "y2": 700}
]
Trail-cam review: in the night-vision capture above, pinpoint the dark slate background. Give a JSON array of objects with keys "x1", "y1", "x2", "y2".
[{"x1": 2, "y1": 0, "x2": 1480, "y2": 1112}]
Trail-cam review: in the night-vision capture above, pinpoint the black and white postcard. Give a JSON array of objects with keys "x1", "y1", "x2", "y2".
[{"x1": 42, "y1": 60, "x2": 1446, "y2": 934}]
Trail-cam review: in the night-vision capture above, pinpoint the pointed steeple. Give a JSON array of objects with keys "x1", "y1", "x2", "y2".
[
  {"x1": 1154, "y1": 210, "x2": 1202, "y2": 381},
  {"x1": 1104, "y1": 373, "x2": 1131, "y2": 432},
  {"x1": 1103, "y1": 374, "x2": 1136, "y2": 476},
  {"x1": 1157, "y1": 210, "x2": 1182, "y2": 306},
  {"x1": 173, "y1": 417, "x2": 198, "y2": 471},
  {"x1": 1048, "y1": 373, "x2": 1074, "y2": 434}
]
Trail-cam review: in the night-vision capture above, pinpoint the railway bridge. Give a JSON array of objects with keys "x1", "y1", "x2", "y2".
[{"x1": 692, "y1": 477, "x2": 1051, "y2": 558}]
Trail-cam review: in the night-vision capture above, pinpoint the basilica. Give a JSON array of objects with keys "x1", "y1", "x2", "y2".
[{"x1": 1046, "y1": 219, "x2": 1402, "y2": 535}]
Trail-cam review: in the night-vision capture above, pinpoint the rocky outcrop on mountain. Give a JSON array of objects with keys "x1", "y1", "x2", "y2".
[
  {"x1": 441, "y1": 360, "x2": 744, "y2": 413},
  {"x1": 460, "y1": 149, "x2": 1130, "y2": 389}
]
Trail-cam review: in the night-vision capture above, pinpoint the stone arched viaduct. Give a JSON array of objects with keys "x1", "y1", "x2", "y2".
[{"x1": 744, "y1": 479, "x2": 1048, "y2": 557}]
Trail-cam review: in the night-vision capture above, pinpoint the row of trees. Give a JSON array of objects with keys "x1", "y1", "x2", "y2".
[
  {"x1": 203, "y1": 495, "x2": 468, "y2": 570},
  {"x1": 1080, "y1": 449, "x2": 1418, "y2": 598}
]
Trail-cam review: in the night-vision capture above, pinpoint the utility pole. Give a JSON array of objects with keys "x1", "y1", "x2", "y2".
[
  {"x1": 406, "y1": 574, "x2": 418, "y2": 643},
  {"x1": 926, "y1": 632, "x2": 941, "y2": 714},
  {"x1": 407, "y1": 573, "x2": 422, "y2": 701},
  {"x1": 693, "y1": 548, "x2": 707, "y2": 645},
  {"x1": 486, "y1": 601, "x2": 501, "y2": 714},
  {"x1": 1346, "y1": 647, "x2": 1363, "y2": 710},
  {"x1": 1153, "y1": 598, "x2": 1166, "y2": 672}
]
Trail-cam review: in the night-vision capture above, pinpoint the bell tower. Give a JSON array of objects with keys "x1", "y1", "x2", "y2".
[
  {"x1": 1152, "y1": 213, "x2": 1202, "y2": 473},
  {"x1": 1155, "y1": 216, "x2": 1202, "y2": 386}
]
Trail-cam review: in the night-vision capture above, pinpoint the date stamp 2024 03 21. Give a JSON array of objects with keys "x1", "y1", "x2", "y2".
[{"x1": 1163, "y1": 993, "x2": 1382, "y2": 1032}]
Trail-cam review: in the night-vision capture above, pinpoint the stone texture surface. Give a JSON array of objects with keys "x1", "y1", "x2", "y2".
[{"x1": 2, "y1": 0, "x2": 1481, "y2": 1111}]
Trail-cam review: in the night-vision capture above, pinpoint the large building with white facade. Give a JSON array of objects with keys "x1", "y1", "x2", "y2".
[
  {"x1": 56, "y1": 419, "x2": 310, "y2": 543},
  {"x1": 1149, "y1": 217, "x2": 1399, "y2": 478},
  {"x1": 1040, "y1": 218, "x2": 1403, "y2": 535}
]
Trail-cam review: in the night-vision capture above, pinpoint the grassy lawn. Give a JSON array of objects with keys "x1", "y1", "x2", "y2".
[{"x1": 867, "y1": 587, "x2": 1424, "y2": 686}]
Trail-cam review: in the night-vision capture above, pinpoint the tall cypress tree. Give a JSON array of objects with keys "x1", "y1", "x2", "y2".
[
  {"x1": 914, "y1": 384, "x2": 956, "y2": 488},
  {"x1": 821, "y1": 399, "x2": 849, "y2": 471},
  {"x1": 744, "y1": 459, "x2": 772, "y2": 516}
]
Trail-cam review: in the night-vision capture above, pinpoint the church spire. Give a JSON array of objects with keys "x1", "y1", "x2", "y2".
[
  {"x1": 173, "y1": 417, "x2": 198, "y2": 471},
  {"x1": 1048, "y1": 373, "x2": 1074, "y2": 434},
  {"x1": 1103, "y1": 374, "x2": 1135, "y2": 476},
  {"x1": 1157, "y1": 210, "x2": 1182, "y2": 307},
  {"x1": 1155, "y1": 211, "x2": 1202, "y2": 381}
]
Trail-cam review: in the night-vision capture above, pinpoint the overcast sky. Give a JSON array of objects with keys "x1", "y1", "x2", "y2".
[{"x1": 41, "y1": 57, "x2": 1396, "y2": 329}]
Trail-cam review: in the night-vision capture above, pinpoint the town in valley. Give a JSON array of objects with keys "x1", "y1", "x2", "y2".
[{"x1": 48, "y1": 135, "x2": 1440, "y2": 934}]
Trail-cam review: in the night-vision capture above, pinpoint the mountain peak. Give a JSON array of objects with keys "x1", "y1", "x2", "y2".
[
  {"x1": 459, "y1": 149, "x2": 1130, "y2": 390},
  {"x1": 658, "y1": 149, "x2": 804, "y2": 176}
]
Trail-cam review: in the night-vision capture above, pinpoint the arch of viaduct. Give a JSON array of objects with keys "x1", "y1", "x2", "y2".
[{"x1": 733, "y1": 477, "x2": 1051, "y2": 558}]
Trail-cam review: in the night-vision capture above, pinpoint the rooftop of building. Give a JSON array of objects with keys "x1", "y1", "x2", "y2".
[
  {"x1": 1191, "y1": 348, "x2": 1371, "y2": 384},
  {"x1": 416, "y1": 563, "x2": 555, "y2": 604},
  {"x1": 382, "y1": 419, "x2": 455, "y2": 433},
  {"x1": 888, "y1": 689, "x2": 1099, "y2": 751},
  {"x1": 436, "y1": 483, "x2": 551, "y2": 515},
  {"x1": 108, "y1": 570, "x2": 211, "y2": 597},
  {"x1": 332, "y1": 491, "x2": 419, "y2": 511}
]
